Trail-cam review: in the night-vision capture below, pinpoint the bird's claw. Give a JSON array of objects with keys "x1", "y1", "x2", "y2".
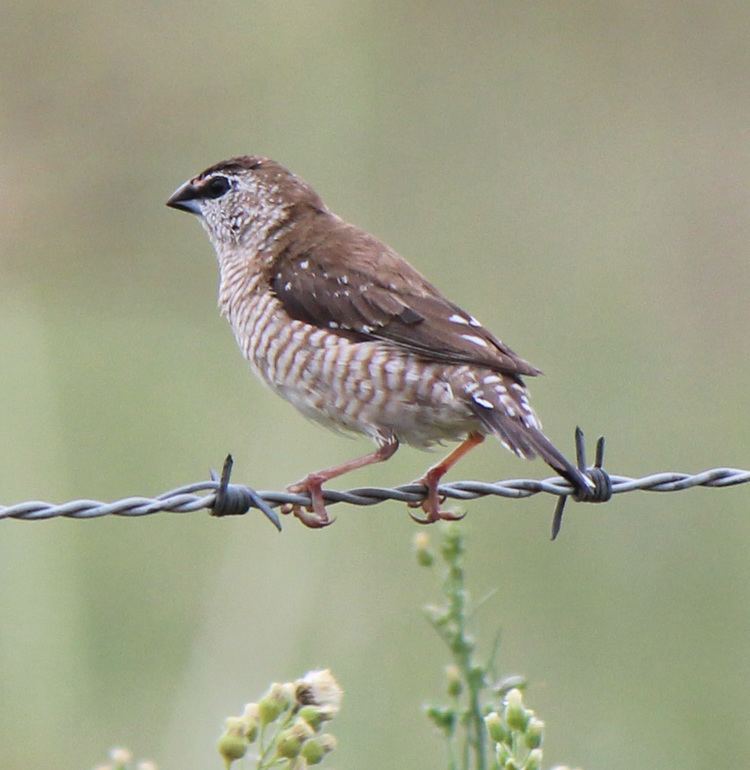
[
  {"x1": 283, "y1": 477, "x2": 335, "y2": 529},
  {"x1": 280, "y1": 501, "x2": 335, "y2": 528},
  {"x1": 408, "y1": 477, "x2": 463, "y2": 524},
  {"x1": 409, "y1": 507, "x2": 466, "y2": 525}
]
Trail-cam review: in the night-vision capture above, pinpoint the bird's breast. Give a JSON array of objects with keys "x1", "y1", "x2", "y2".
[{"x1": 221, "y1": 276, "x2": 479, "y2": 446}]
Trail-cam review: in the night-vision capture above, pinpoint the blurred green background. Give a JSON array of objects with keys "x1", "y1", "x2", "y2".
[{"x1": 2, "y1": 2, "x2": 750, "y2": 768}]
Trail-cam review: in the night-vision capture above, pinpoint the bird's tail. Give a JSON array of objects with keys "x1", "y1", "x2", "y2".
[{"x1": 463, "y1": 371, "x2": 592, "y2": 495}]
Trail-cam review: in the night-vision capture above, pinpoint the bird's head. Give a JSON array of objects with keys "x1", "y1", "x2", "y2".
[{"x1": 166, "y1": 156, "x2": 323, "y2": 255}]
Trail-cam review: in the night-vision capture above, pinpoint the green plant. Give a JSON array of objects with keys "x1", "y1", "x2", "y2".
[
  {"x1": 92, "y1": 527, "x2": 581, "y2": 770},
  {"x1": 217, "y1": 669, "x2": 341, "y2": 770},
  {"x1": 415, "y1": 525, "x2": 580, "y2": 770}
]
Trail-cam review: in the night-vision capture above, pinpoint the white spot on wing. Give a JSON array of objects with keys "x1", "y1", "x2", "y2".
[
  {"x1": 461, "y1": 334, "x2": 489, "y2": 348},
  {"x1": 473, "y1": 395, "x2": 494, "y2": 409},
  {"x1": 448, "y1": 313, "x2": 469, "y2": 325},
  {"x1": 299, "y1": 259, "x2": 309, "y2": 269}
]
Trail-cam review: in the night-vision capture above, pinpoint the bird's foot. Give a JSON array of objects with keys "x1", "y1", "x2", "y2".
[
  {"x1": 281, "y1": 474, "x2": 335, "y2": 529},
  {"x1": 408, "y1": 471, "x2": 465, "y2": 524}
]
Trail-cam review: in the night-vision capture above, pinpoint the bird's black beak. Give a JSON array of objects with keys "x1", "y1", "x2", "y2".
[{"x1": 166, "y1": 181, "x2": 202, "y2": 215}]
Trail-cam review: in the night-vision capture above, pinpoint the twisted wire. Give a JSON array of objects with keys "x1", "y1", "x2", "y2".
[{"x1": 2, "y1": 466, "x2": 748, "y2": 527}]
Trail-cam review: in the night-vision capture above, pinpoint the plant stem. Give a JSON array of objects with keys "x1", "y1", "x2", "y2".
[
  {"x1": 256, "y1": 713, "x2": 293, "y2": 769},
  {"x1": 444, "y1": 533, "x2": 486, "y2": 770}
]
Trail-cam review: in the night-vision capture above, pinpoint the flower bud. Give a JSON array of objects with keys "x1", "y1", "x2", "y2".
[
  {"x1": 318, "y1": 734, "x2": 337, "y2": 753},
  {"x1": 301, "y1": 735, "x2": 336, "y2": 766},
  {"x1": 484, "y1": 711, "x2": 508, "y2": 744},
  {"x1": 298, "y1": 704, "x2": 324, "y2": 731},
  {"x1": 423, "y1": 604, "x2": 451, "y2": 626},
  {"x1": 504, "y1": 689, "x2": 528, "y2": 732},
  {"x1": 301, "y1": 738, "x2": 325, "y2": 765},
  {"x1": 276, "y1": 729, "x2": 302, "y2": 759},
  {"x1": 239, "y1": 703, "x2": 260, "y2": 741},
  {"x1": 440, "y1": 524, "x2": 464, "y2": 562},
  {"x1": 413, "y1": 532, "x2": 434, "y2": 566},
  {"x1": 425, "y1": 705, "x2": 456, "y2": 735},
  {"x1": 224, "y1": 717, "x2": 247, "y2": 736},
  {"x1": 217, "y1": 733, "x2": 248, "y2": 764},
  {"x1": 291, "y1": 719, "x2": 316, "y2": 742},
  {"x1": 525, "y1": 717, "x2": 544, "y2": 749},
  {"x1": 243, "y1": 716, "x2": 258, "y2": 743},
  {"x1": 467, "y1": 661, "x2": 483, "y2": 685},
  {"x1": 110, "y1": 748, "x2": 132, "y2": 769},
  {"x1": 526, "y1": 748, "x2": 543, "y2": 770},
  {"x1": 259, "y1": 683, "x2": 292, "y2": 724},
  {"x1": 258, "y1": 698, "x2": 281, "y2": 725},
  {"x1": 277, "y1": 720, "x2": 315, "y2": 759},
  {"x1": 445, "y1": 664, "x2": 462, "y2": 698}
]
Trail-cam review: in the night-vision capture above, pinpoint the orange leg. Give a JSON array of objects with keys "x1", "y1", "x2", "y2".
[
  {"x1": 410, "y1": 432, "x2": 485, "y2": 524},
  {"x1": 284, "y1": 438, "x2": 399, "y2": 528}
]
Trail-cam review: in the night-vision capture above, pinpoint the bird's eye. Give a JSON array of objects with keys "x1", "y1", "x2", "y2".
[{"x1": 204, "y1": 176, "x2": 231, "y2": 199}]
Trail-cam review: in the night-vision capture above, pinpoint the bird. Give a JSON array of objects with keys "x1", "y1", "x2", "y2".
[{"x1": 166, "y1": 156, "x2": 592, "y2": 528}]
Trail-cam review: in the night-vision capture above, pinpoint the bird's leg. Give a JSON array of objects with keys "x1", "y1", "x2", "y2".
[
  {"x1": 284, "y1": 438, "x2": 399, "y2": 528},
  {"x1": 410, "y1": 432, "x2": 485, "y2": 524}
]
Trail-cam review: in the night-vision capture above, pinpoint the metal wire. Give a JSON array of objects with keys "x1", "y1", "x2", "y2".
[{"x1": 2, "y1": 464, "x2": 748, "y2": 528}]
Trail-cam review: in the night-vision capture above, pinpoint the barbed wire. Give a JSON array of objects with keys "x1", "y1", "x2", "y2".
[{"x1": 2, "y1": 436, "x2": 748, "y2": 536}]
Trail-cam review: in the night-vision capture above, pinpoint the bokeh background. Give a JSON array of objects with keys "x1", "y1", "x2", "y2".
[{"x1": 2, "y1": 2, "x2": 750, "y2": 768}]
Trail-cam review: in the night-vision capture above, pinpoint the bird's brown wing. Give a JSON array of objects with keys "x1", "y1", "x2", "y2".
[{"x1": 270, "y1": 219, "x2": 540, "y2": 377}]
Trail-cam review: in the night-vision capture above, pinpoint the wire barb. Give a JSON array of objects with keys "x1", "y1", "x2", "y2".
[
  {"x1": 210, "y1": 454, "x2": 281, "y2": 530},
  {"x1": 551, "y1": 428, "x2": 613, "y2": 541}
]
